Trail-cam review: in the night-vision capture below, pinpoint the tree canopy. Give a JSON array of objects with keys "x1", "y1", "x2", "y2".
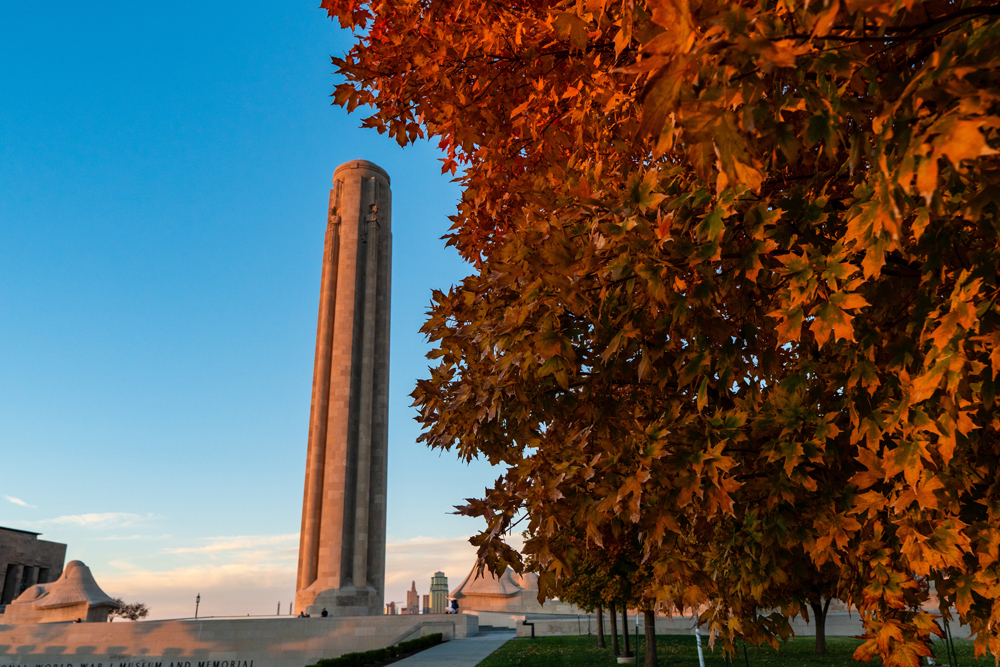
[
  {"x1": 321, "y1": 0, "x2": 1000, "y2": 663},
  {"x1": 108, "y1": 598, "x2": 149, "y2": 622}
]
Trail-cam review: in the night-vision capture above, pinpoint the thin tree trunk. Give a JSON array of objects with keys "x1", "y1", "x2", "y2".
[
  {"x1": 610, "y1": 601, "x2": 620, "y2": 656},
  {"x1": 644, "y1": 609, "x2": 659, "y2": 667},
  {"x1": 623, "y1": 607, "x2": 631, "y2": 657},
  {"x1": 597, "y1": 606, "x2": 606, "y2": 648},
  {"x1": 810, "y1": 598, "x2": 831, "y2": 655}
]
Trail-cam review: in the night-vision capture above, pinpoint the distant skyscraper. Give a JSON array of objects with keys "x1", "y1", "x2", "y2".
[
  {"x1": 430, "y1": 571, "x2": 448, "y2": 614},
  {"x1": 406, "y1": 581, "x2": 419, "y2": 614},
  {"x1": 422, "y1": 594, "x2": 430, "y2": 614}
]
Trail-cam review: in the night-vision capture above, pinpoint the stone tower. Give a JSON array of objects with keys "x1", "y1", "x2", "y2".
[{"x1": 296, "y1": 160, "x2": 391, "y2": 617}]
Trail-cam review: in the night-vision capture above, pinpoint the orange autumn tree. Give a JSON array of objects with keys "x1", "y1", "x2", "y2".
[{"x1": 320, "y1": 0, "x2": 1000, "y2": 663}]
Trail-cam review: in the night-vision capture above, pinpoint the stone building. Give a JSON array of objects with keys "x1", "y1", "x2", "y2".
[
  {"x1": 0, "y1": 526, "x2": 66, "y2": 610},
  {"x1": 422, "y1": 594, "x2": 430, "y2": 615}
]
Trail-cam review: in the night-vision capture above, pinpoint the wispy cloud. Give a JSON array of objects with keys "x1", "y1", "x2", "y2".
[
  {"x1": 107, "y1": 558, "x2": 140, "y2": 571},
  {"x1": 382, "y1": 535, "x2": 501, "y2": 605},
  {"x1": 386, "y1": 535, "x2": 477, "y2": 553},
  {"x1": 4, "y1": 495, "x2": 35, "y2": 508},
  {"x1": 95, "y1": 535, "x2": 302, "y2": 619},
  {"x1": 382, "y1": 533, "x2": 526, "y2": 605},
  {"x1": 165, "y1": 534, "x2": 297, "y2": 555},
  {"x1": 97, "y1": 561, "x2": 297, "y2": 620},
  {"x1": 95, "y1": 534, "x2": 172, "y2": 541},
  {"x1": 93, "y1": 533, "x2": 493, "y2": 620},
  {"x1": 36, "y1": 512, "x2": 151, "y2": 528},
  {"x1": 85, "y1": 532, "x2": 515, "y2": 621}
]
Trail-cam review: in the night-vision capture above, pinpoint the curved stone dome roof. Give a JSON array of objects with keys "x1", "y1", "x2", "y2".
[
  {"x1": 451, "y1": 565, "x2": 538, "y2": 599},
  {"x1": 12, "y1": 560, "x2": 118, "y2": 610}
]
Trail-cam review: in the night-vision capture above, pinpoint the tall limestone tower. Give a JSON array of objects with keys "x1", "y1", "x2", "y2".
[{"x1": 296, "y1": 160, "x2": 391, "y2": 616}]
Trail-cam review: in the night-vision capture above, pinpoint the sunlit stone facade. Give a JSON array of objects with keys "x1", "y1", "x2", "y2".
[{"x1": 296, "y1": 161, "x2": 392, "y2": 617}]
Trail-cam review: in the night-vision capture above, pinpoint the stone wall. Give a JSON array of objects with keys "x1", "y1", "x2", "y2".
[
  {"x1": 462, "y1": 604, "x2": 586, "y2": 630},
  {"x1": 514, "y1": 612, "x2": 972, "y2": 639},
  {"x1": 0, "y1": 614, "x2": 478, "y2": 667},
  {"x1": 458, "y1": 590, "x2": 581, "y2": 616},
  {"x1": 2, "y1": 600, "x2": 108, "y2": 624}
]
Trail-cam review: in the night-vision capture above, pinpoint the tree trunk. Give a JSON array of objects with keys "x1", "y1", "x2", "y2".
[
  {"x1": 622, "y1": 607, "x2": 631, "y2": 657},
  {"x1": 610, "y1": 601, "x2": 620, "y2": 656},
  {"x1": 644, "y1": 609, "x2": 659, "y2": 667},
  {"x1": 597, "y1": 606, "x2": 606, "y2": 648},
  {"x1": 810, "y1": 598, "x2": 831, "y2": 655}
]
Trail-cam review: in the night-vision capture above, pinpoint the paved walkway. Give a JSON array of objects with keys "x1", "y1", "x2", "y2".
[{"x1": 392, "y1": 631, "x2": 516, "y2": 666}]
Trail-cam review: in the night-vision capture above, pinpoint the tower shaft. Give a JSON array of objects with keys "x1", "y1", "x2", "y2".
[{"x1": 296, "y1": 160, "x2": 391, "y2": 616}]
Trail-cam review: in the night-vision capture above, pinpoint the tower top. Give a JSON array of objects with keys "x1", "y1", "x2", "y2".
[{"x1": 334, "y1": 160, "x2": 390, "y2": 184}]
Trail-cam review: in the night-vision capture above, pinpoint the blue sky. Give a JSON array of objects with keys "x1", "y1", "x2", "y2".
[{"x1": 0, "y1": 2, "x2": 500, "y2": 618}]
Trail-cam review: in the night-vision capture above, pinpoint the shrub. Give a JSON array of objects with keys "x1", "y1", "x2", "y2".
[{"x1": 307, "y1": 632, "x2": 443, "y2": 667}]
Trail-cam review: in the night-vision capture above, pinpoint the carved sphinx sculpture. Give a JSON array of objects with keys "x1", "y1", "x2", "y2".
[{"x1": 3, "y1": 560, "x2": 119, "y2": 623}]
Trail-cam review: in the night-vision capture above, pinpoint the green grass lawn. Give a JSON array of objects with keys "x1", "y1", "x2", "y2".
[{"x1": 476, "y1": 634, "x2": 990, "y2": 667}]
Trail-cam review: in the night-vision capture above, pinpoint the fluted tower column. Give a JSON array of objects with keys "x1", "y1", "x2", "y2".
[{"x1": 296, "y1": 160, "x2": 391, "y2": 617}]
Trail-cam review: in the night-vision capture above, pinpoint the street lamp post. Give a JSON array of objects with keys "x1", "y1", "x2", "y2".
[{"x1": 195, "y1": 594, "x2": 201, "y2": 619}]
